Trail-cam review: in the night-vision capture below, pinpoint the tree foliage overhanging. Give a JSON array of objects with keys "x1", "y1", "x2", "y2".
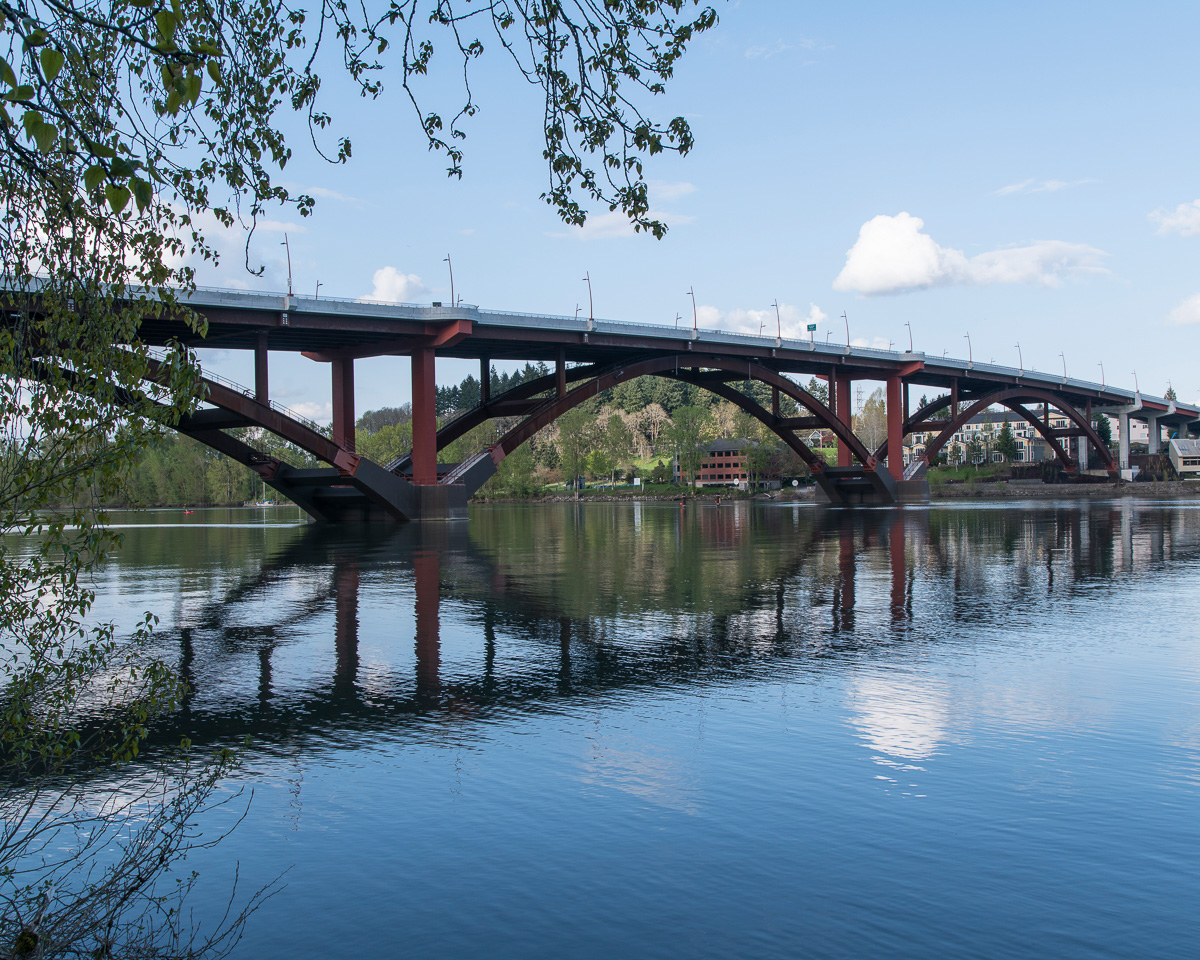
[{"x1": 0, "y1": 1, "x2": 718, "y2": 955}]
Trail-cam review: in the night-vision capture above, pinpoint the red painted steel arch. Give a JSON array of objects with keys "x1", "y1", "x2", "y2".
[
  {"x1": 487, "y1": 353, "x2": 875, "y2": 469},
  {"x1": 920, "y1": 387, "x2": 1115, "y2": 472}
]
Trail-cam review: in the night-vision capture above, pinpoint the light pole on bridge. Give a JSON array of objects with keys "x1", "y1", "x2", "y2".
[
  {"x1": 1015, "y1": 342, "x2": 1023, "y2": 377},
  {"x1": 688, "y1": 287, "x2": 697, "y2": 334},
  {"x1": 281, "y1": 234, "x2": 294, "y2": 298},
  {"x1": 1098, "y1": 362, "x2": 1105, "y2": 388},
  {"x1": 964, "y1": 332, "x2": 972, "y2": 367},
  {"x1": 444, "y1": 255, "x2": 455, "y2": 308},
  {"x1": 904, "y1": 321, "x2": 913, "y2": 352},
  {"x1": 1060, "y1": 352, "x2": 1067, "y2": 383},
  {"x1": 583, "y1": 272, "x2": 594, "y2": 324}
]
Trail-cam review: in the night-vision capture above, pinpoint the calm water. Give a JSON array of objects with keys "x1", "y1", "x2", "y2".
[{"x1": 77, "y1": 500, "x2": 1200, "y2": 958}]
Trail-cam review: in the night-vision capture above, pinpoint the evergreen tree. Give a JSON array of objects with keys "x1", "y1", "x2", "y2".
[{"x1": 996, "y1": 420, "x2": 1019, "y2": 462}]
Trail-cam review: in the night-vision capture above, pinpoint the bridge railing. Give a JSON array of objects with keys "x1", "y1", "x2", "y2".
[{"x1": 148, "y1": 348, "x2": 329, "y2": 435}]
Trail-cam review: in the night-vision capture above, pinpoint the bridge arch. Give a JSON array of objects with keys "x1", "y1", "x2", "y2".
[
  {"x1": 917, "y1": 387, "x2": 1115, "y2": 473},
  {"x1": 483, "y1": 353, "x2": 874, "y2": 468}
]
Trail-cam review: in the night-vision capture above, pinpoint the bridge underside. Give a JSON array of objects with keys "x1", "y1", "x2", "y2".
[{"x1": 113, "y1": 291, "x2": 1199, "y2": 521}]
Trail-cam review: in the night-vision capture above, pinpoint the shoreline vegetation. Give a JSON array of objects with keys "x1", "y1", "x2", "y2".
[{"x1": 130, "y1": 477, "x2": 1200, "y2": 511}]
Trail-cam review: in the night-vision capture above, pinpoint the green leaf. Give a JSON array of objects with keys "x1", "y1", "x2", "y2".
[
  {"x1": 130, "y1": 176, "x2": 153, "y2": 212},
  {"x1": 21, "y1": 109, "x2": 41, "y2": 136},
  {"x1": 23, "y1": 29, "x2": 49, "y2": 50},
  {"x1": 186, "y1": 73, "x2": 201, "y2": 103},
  {"x1": 105, "y1": 183, "x2": 130, "y2": 214},
  {"x1": 33, "y1": 120, "x2": 57, "y2": 153},
  {"x1": 155, "y1": 11, "x2": 177, "y2": 41},
  {"x1": 206, "y1": 60, "x2": 221, "y2": 84},
  {"x1": 39, "y1": 48, "x2": 64, "y2": 83},
  {"x1": 83, "y1": 136, "x2": 116, "y2": 159},
  {"x1": 164, "y1": 90, "x2": 181, "y2": 115},
  {"x1": 5, "y1": 85, "x2": 35, "y2": 102},
  {"x1": 0, "y1": 57, "x2": 15, "y2": 89},
  {"x1": 84, "y1": 164, "x2": 107, "y2": 192}
]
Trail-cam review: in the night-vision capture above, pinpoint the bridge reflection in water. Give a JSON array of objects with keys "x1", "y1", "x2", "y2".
[{"x1": 143, "y1": 501, "x2": 1200, "y2": 756}]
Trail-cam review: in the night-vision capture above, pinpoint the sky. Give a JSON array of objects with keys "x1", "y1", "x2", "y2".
[{"x1": 187, "y1": 1, "x2": 1200, "y2": 424}]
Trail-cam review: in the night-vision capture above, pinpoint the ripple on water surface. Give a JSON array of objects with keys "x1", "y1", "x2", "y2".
[{"x1": 61, "y1": 501, "x2": 1200, "y2": 959}]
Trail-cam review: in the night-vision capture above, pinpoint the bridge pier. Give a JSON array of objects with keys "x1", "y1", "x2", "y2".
[
  {"x1": 411, "y1": 346, "x2": 438, "y2": 486},
  {"x1": 1146, "y1": 414, "x2": 1161, "y2": 454},
  {"x1": 332, "y1": 357, "x2": 355, "y2": 451},
  {"x1": 834, "y1": 372, "x2": 853, "y2": 467},
  {"x1": 255, "y1": 331, "x2": 269, "y2": 403},
  {"x1": 1119, "y1": 410, "x2": 1131, "y2": 471}
]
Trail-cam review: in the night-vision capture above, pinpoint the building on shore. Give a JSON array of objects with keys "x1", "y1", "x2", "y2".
[
  {"x1": 1168, "y1": 438, "x2": 1200, "y2": 476},
  {"x1": 673, "y1": 439, "x2": 782, "y2": 490}
]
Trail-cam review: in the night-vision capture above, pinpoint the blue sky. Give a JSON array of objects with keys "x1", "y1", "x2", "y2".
[{"x1": 191, "y1": 2, "x2": 1200, "y2": 422}]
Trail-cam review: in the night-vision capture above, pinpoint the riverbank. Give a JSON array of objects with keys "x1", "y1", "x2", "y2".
[
  {"x1": 932, "y1": 479, "x2": 1200, "y2": 499},
  {"x1": 477, "y1": 480, "x2": 1200, "y2": 504}
]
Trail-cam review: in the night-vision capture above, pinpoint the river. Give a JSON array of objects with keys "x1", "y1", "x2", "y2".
[{"x1": 82, "y1": 500, "x2": 1200, "y2": 958}]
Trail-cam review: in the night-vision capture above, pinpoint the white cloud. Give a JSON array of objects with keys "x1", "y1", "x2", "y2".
[
  {"x1": 281, "y1": 183, "x2": 360, "y2": 205},
  {"x1": 833, "y1": 212, "x2": 1108, "y2": 296},
  {"x1": 745, "y1": 39, "x2": 791, "y2": 59},
  {"x1": 744, "y1": 37, "x2": 816, "y2": 59},
  {"x1": 285, "y1": 400, "x2": 332, "y2": 426},
  {"x1": 693, "y1": 301, "x2": 829, "y2": 340},
  {"x1": 551, "y1": 208, "x2": 694, "y2": 240},
  {"x1": 994, "y1": 178, "x2": 1096, "y2": 196},
  {"x1": 1150, "y1": 200, "x2": 1200, "y2": 237},
  {"x1": 649, "y1": 180, "x2": 697, "y2": 202},
  {"x1": 360, "y1": 266, "x2": 428, "y2": 303},
  {"x1": 1167, "y1": 294, "x2": 1200, "y2": 326},
  {"x1": 174, "y1": 207, "x2": 307, "y2": 284}
]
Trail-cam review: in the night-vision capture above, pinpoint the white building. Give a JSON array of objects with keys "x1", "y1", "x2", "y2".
[{"x1": 1168, "y1": 438, "x2": 1200, "y2": 476}]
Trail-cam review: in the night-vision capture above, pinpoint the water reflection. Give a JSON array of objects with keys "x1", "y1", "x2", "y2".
[{"x1": 109, "y1": 500, "x2": 1200, "y2": 762}]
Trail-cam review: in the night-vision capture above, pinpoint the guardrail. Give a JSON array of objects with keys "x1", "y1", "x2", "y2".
[{"x1": 148, "y1": 348, "x2": 328, "y2": 434}]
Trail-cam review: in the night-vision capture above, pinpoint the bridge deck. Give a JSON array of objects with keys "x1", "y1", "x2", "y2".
[{"x1": 135, "y1": 287, "x2": 1197, "y2": 424}]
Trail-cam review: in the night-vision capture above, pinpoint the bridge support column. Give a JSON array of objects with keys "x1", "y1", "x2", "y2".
[
  {"x1": 1146, "y1": 415, "x2": 1161, "y2": 454},
  {"x1": 886, "y1": 375, "x2": 903, "y2": 482},
  {"x1": 411, "y1": 347, "x2": 438, "y2": 485},
  {"x1": 1119, "y1": 411, "x2": 1130, "y2": 470},
  {"x1": 556, "y1": 348, "x2": 567, "y2": 398},
  {"x1": 835, "y1": 373, "x2": 852, "y2": 467},
  {"x1": 481, "y1": 357, "x2": 490, "y2": 404},
  {"x1": 255, "y1": 332, "x2": 269, "y2": 404},
  {"x1": 332, "y1": 357, "x2": 355, "y2": 452}
]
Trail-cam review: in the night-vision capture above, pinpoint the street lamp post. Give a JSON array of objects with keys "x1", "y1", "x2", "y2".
[
  {"x1": 281, "y1": 234, "x2": 293, "y2": 298},
  {"x1": 1015, "y1": 342, "x2": 1023, "y2": 376},
  {"x1": 444, "y1": 255, "x2": 454, "y2": 308},
  {"x1": 1059, "y1": 352, "x2": 1067, "y2": 383},
  {"x1": 583, "y1": 272, "x2": 594, "y2": 323},
  {"x1": 688, "y1": 287, "x2": 697, "y2": 334},
  {"x1": 964, "y1": 332, "x2": 972, "y2": 366},
  {"x1": 904, "y1": 321, "x2": 913, "y2": 352},
  {"x1": 1098, "y1": 362, "x2": 1105, "y2": 388},
  {"x1": 773, "y1": 300, "x2": 782, "y2": 340}
]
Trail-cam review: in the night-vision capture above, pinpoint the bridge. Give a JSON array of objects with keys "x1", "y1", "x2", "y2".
[{"x1": 125, "y1": 287, "x2": 1197, "y2": 521}]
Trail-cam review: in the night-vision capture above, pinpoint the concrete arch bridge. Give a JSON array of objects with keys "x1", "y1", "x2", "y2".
[{"x1": 124, "y1": 289, "x2": 1197, "y2": 521}]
